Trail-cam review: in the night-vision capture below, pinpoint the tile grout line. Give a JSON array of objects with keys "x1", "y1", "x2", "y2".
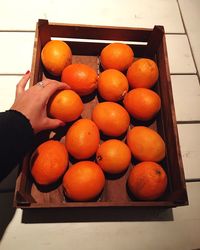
[
  {"x1": 170, "y1": 73, "x2": 198, "y2": 76},
  {"x1": 0, "y1": 74, "x2": 24, "y2": 76},
  {"x1": 177, "y1": 0, "x2": 200, "y2": 85},
  {"x1": 0, "y1": 30, "x2": 34, "y2": 33},
  {"x1": 186, "y1": 178, "x2": 200, "y2": 183},
  {"x1": 177, "y1": 121, "x2": 200, "y2": 124},
  {"x1": 166, "y1": 32, "x2": 185, "y2": 35}
]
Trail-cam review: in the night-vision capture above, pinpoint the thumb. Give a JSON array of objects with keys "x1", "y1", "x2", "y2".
[{"x1": 44, "y1": 118, "x2": 66, "y2": 130}]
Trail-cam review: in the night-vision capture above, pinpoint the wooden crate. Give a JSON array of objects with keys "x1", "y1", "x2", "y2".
[{"x1": 14, "y1": 19, "x2": 188, "y2": 208}]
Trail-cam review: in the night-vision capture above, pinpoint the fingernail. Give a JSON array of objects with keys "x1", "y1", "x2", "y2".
[
  {"x1": 59, "y1": 121, "x2": 66, "y2": 127},
  {"x1": 25, "y1": 70, "x2": 30, "y2": 75},
  {"x1": 61, "y1": 82, "x2": 71, "y2": 89}
]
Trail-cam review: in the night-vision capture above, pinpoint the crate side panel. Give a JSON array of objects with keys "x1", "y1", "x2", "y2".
[
  {"x1": 156, "y1": 35, "x2": 188, "y2": 204},
  {"x1": 48, "y1": 23, "x2": 152, "y2": 42}
]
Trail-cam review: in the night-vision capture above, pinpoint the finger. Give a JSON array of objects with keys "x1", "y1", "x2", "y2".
[
  {"x1": 43, "y1": 117, "x2": 65, "y2": 131},
  {"x1": 40, "y1": 79, "x2": 71, "y2": 100},
  {"x1": 15, "y1": 71, "x2": 31, "y2": 98}
]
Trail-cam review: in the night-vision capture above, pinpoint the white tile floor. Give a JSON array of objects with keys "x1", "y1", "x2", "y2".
[
  {"x1": 0, "y1": 0, "x2": 185, "y2": 33},
  {"x1": 0, "y1": 32, "x2": 34, "y2": 75},
  {"x1": 0, "y1": 1, "x2": 200, "y2": 249},
  {"x1": 179, "y1": 0, "x2": 200, "y2": 74},
  {"x1": 171, "y1": 75, "x2": 200, "y2": 122},
  {"x1": 166, "y1": 34, "x2": 196, "y2": 74},
  {"x1": 178, "y1": 124, "x2": 200, "y2": 180}
]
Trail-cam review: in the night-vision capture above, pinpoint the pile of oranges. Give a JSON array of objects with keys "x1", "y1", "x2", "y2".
[{"x1": 30, "y1": 40, "x2": 168, "y2": 202}]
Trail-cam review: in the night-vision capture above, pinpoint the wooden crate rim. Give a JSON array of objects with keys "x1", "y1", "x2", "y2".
[
  {"x1": 14, "y1": 19, "x2": 188, "y2": 209},
  {"x1": 41, "y1": 19, "x2": 158, "y2": 32}
]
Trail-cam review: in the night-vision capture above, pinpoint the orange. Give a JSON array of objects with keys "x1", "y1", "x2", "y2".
[
  {"x1": 96, "y1": 139, "x2": 131, "y2": 174},
  {"x1": 61, "y1": 63, "x2": 98, "y2": 96},
  {"x1": 127, "y1": 126, "x2": 165, "y2": 162},
  {"x1": 127, "y1": 161, "x2": 167, "y2": 200},
  {"x1": 127, "y1": 58, "x2": 159, "y2": 89},
  {"x1": 65, "y1": 119, "x2": 100, "y2": 160},
  {"x1": 98, "y1": 69, "x2": 129, "y2": 101},
  {"x1": 92, "y1": 102, "x2": 130, "y2": 137},
  {"x1": 100, "y1": 43, "x2": 134, "y2": 72},
  {"x1": 48, "y1": 89, "x2": 83, "y2": 123},
  {"x1": 41, "y1": 40, "x2": 72, "y2": 76},
  {"x1": 123, "y1": 88, "x2": 161, "y2": 121},
  {"x1": 63, "y1": 161, "x2": 105, "y2": 201},
  {"x1": 31, "y1": 140, "x2": 68, "y2": 185}
]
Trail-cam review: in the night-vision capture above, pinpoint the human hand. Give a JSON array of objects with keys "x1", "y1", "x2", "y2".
[{"x1": 11, "y1": 71, "x2": 70, "y2": 134}]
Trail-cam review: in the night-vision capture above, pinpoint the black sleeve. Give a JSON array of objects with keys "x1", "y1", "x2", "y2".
[{"x1": 0, "y1": 110, "x2": 35, "y2": 181}]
